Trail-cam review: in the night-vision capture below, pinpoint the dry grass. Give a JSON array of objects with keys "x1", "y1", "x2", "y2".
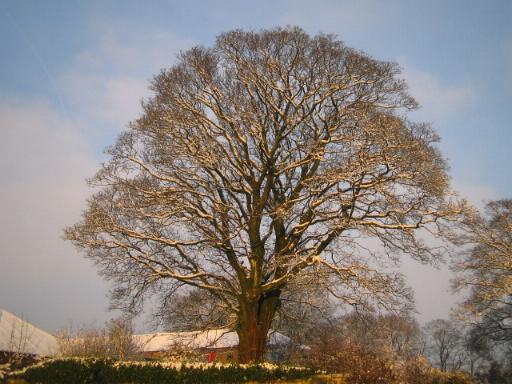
[
  {"x1": 6, "y1": 374, "x2": 346, "y2": 384},
  {"x1": 247, "y1": 374, "x2": 346, "y2": 384}
]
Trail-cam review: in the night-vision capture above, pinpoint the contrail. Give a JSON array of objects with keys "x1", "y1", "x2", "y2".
[{"x1": 2, "y1": 4, "x2": 67, "y2": 115}]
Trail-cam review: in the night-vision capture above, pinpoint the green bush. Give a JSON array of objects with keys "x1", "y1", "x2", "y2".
[{"x1": 8, "y1": 358, "x2": 316, "y2": 384}]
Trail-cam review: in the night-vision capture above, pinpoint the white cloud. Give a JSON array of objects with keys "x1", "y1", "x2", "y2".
[
  {"x1": 0, "y1": 25, "x2": 195, "y2": 331},
  {"x1": 60, "y1": 72, "x2": 149, "y2": 128},
  {"x1": 59, "y1": 24, "x2": 194, "y2": 128},
  {"x1": 1, "y1": 99, "x2": 92, "y2": 184},
  {"x1": 0, "y1": 99, "x2": 111, "y2": 332},
  {"x1": 77, "y1": 24, "x2": 194, "y2": 74},
  {"x1": 399, "y1": 60, "x2": 476, "y2": 121},
  {"x1": 452, "y1": 181, "x2": 498, "y2": 211},
  {"x1": 401, "y1": 180, "x2": 498, "y2": 324}
]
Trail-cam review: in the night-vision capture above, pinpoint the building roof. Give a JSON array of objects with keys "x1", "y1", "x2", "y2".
[
  {"x1": 135, "y1": 328, "x2": 289, "y2": 352},
  {"x1": 0, "y1": 309, "x2": 59, "y2": 356}
]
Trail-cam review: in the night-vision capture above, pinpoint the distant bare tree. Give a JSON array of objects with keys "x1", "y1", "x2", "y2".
[
  {"x1": 65, "y1": 27, "x2": 462, "y2": 362},
  {"x1": 274, "y1": 276, "x2": 335, "y2": 343},
  {"x1": 452, "y1": 199, "x2": 512, "y2": 343},
  {"x1": 463, "y1": 326, "x2": 492, "y2": 376},
  {"x1": 107, "y1": 318, "x2": 139, "y2": 360},
  {"x1": 330, "y1": 310, "x2": 423, "y2": 359},
  {"x1": 158, "y1": 288, "x2": 231, "y2": 332},
  {"x1": 424, "y1": 319, "x2": 464, "y2": 372},
  {"x1": 378, "y1": 313, "x2": 423, "y2": 357}
]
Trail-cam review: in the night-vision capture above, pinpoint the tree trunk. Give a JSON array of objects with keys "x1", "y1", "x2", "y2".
[{"x1": 236, "y1": 290, "x2": 281, "y2": 363}]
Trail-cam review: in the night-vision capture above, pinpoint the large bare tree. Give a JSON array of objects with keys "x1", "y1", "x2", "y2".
[{"x1": 65, "y1": 27, "x2": 461, "y2": 362}]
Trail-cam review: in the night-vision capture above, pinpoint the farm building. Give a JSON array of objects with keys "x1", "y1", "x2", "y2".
[
  {"x1": 135, "y1": 328, "x2": 289, "y2": 362},
  {"x1": 0, "y1": 308, "x2": 291, "y2": 363},
  {"x1": 0, "y1": 308, "x2": 59, "y2": 362}
]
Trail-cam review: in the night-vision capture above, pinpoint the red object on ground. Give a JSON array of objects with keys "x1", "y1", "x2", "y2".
[{"x1": 207, "y1": 351, "x2": 216, "y2": 362}]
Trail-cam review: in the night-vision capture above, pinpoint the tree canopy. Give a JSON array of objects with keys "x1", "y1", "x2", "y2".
[
  {"x1": 65, "y1": 27, "x2": 461, "y2": 362},
  {"x1": 452, "y1": 199, "x2": 512, "y2": 343}
]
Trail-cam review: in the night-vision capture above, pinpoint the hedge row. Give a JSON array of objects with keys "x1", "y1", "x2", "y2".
[{"x1": 9, "y1": 358, "x2": 316, "y2": 384}]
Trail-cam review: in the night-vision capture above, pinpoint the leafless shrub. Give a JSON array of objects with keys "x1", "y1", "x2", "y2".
[
  {"x1": 57, "y1": 318, "x2": 140, "y2": 360},
  {"x1": 0, "y1": 315, "x2": 38, "y2": 371},
  {"x1": 289, "y1": 312, "x2": 474, "y2": 384}
]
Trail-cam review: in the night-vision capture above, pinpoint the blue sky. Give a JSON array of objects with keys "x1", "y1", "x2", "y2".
[{"x1": 0, "y1": 0, "x2": 510, "y2": 333}]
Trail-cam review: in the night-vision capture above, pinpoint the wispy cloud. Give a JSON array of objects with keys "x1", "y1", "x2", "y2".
[
  {"x1": 452, "y1": 181, "x2": 498, "y2": 210},
  {"x1": 60, "y1": 23, "x2": 194, "y2": 128},
  {"x1": 0, "y1": 99, "x2": 111, "y2": 331},
  {"x1": 0, "y1": 22, "x2": 194, "y2": 331},
  {"x1": 60, "y1": 73, "x2": 148, "y2": 128},
  {"x1": 399, "y1": 60, "x2": 476, "y2": 121},
  {"x1": 74, "y1": 22, "x2": 194, "y2": 74}
]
